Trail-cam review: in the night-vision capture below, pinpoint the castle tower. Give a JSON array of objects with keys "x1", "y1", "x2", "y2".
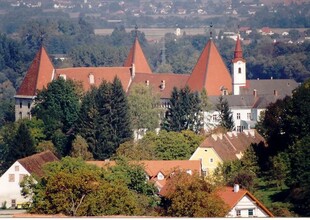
[
  {"x1": 186, "y1": 26, "x2": 232, "y2": 96},
  {"x1": 232, "y1": 34, "x2": 246, "y2": 95},
  {"x1": 14, "y1": 46, "x2": 55, "y2": 121},
  {"x1": 123, "y1": 26, "x2": 152, "y2": 75}
]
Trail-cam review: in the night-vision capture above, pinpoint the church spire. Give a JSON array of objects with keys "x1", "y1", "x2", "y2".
[{"x1": 234, "y1": 26, "x2": 243, "y2": 60}]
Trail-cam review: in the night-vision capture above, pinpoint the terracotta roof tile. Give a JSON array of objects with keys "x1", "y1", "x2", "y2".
[
  {"x1": 16, "y1": 47, "x2": 54, "y2": 97},
  {"x1": 187, "y1": 40, "x2": 232, "y2": 96},
  {"x1": 130, "y1": 72, "x2": 190, "y2": 99},
  {"x1": 17, "y1": 150, "x2": 59, "y2": 177},
  {"x1": 217, "y1": 186, "x2": 274, "y2": 217},
  {"x1": 55, "y1": 67, "x2": 132, "y2": 92},
  {"x1": 200, "y1": 130, "x2": 265, "y2": 161},
  {"x1": 123, "y1": 37, "x2": 152, "y2": 74}
]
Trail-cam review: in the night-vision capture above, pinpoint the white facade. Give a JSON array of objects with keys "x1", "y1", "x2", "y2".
[
  {"x1": 232, "y1": 60, "x2": 246, "y2": 95},
  {"x1": 14, "y1": 96, "x2": 35, "y2": 121},
  {"x1": 0, "y1": 161, "x2": 32, "y2": 208},
  {"x1": 226, "y1": 195, "x2": 271, "y2": 217}
]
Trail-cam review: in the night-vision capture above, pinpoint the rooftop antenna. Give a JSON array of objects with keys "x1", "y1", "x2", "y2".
[{"x1": 209, "y1": 22, "x2": 213, "y2": 39}]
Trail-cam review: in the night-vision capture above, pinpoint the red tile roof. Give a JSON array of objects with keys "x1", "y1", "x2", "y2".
[
  {"x1": 232, "y1": 35, "x2": 245, "y2": 63},
  {"x1": 200, "y1": 130, "x2": 265, "y2": 161},
  {"x1": 16, "y1": 47, "x2": 54, "y2": 97},
  {"x1": 130, "y1": 72, "x2": 190, "y2": 98},
  {"x1": 55, "y1": 67, "x2": 132, "y2": 92},
  {"x1": 17, "y1": 150, "x2": 59, "y2": 178},
  {"x1": 187, "y1": 40, "x2": 232, "y2": 96},
  {"x1": 123, "y1": 37, "x2": 152, "y2": 74},
  {"x1": 217, "y1": 186, "x2": 274, "y2": 217}
]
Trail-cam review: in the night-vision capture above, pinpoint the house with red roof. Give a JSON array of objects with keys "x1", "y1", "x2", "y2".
[
  {"x1": 218, "y1": 185, "x2": 273, "y2": 217},
  {"x1": 87, "y1": 160, "x2": 202, "y2": 192},
  {"x1": 0, "y1": 150, "x2": 59, "y2": 208}
]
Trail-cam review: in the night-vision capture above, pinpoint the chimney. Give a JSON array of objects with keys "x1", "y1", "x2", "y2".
[
  {"x1": 253, "y1": 89, "x2": 257, "y2": 97},
  {"x1": 160, "y1": 80, "x2": 166, "y2": 90},
  {"x1": 274, "y1": 90, "x2": 278, "y2": 96},
  {"x1": 234, "y1": 184, "x2": 240, "y2": 193},
  {"x1": 130, "y1": 63, "x2": 135, "y2": 79}
]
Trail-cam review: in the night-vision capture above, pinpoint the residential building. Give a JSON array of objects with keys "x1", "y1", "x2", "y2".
[
  {"x1": 218, "y1": 185, "x2": 274, "y2": 217},
  {"x1": 190, "y1": 129, "x2": 265, "y2": 176},
  {"x1": 87, "y1": 160, "x2": 201, "y2": 192},
  {"x1": 0, "y1": 150, "x2": 59, "y2": 208}
]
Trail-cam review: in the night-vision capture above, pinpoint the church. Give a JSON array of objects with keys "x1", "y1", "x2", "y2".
[{"x1": 14, "y1": 31, "x2": 299, "y2": 132}]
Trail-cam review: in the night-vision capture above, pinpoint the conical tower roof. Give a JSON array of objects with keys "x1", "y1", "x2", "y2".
[
  {"x1": 16, "y1": 46, "x2": 54, "y2": 96},
  {"x1": 186, "y1": 39, "x2": 232, "y2": 96},
  {"x1": 124, "y1": 37, "x2": 152, "y2": 74},
  {"x1": 232, "y1": 35, "x2": 245, "y2": 62}
]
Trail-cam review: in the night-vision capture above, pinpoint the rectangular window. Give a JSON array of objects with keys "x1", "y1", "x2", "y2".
[
  {"x1": 237, "y1": 113, "x2": 241, "y2": 119},
  {"x1": 15, "y1": 166, "x2": 19, "y2": 171},
  {"x1": 28, "y1": 102, "x2": 31, "y2": 109},
  {"x1": 20, "y1": 102, "x2": 22, "y2": 108},
  {"x1": 19, "y1": 174, "x2": 26, "y2": 183},
  {"x1": 247, "y1": 113, "x2": 251, "y2": 120},
  {"x1": 9, "y1": 174, "x2": 15, "y2": 182},
  {"x1": 212, "y1": 114, "x2": 218, "y2": 122},
  {"x1": 11, "y1": 199, "x2": 16, "y2": 208},
  {"x1": 210, "y1": 158, "x2": 214, "y2": 163},
  {"x1": 248, "y1": 209, "x2": 254, "y2": 216},
  {"x1": 236, "y1": 210, "x2": 241, "y2": 216}
]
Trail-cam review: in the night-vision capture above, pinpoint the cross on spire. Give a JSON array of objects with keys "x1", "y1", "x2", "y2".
[
  {"x1": 135, "y1": 24, "x2": 138, "y2": 38},
  {"x1": 209, "y1": 22, "x2": 213, "y2": 39}
]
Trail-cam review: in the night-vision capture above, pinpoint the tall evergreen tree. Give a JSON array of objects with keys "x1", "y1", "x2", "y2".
[
  {"x1": 162, "y1": 86, "x2": 203, "y2": 133},
  {"x1": 7, "y1": 122, "x2": 36, "y2": 164},
  {"x1": 216, "y1": 95, "x2": 234, "y2": 131},
  {"x1": 77, "y1": 78, "x2": 132, "y2": 160}
]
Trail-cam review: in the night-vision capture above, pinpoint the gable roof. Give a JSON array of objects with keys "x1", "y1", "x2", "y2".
[
  {"x1": 17, "y1": 150, "x2": 59, "y2": 177},
  {"x1": 186, "y1": 39, "x2": 232, "y2": 96},
  {"x1": 123, "y1": 37, "x2": 152, "y2": 74},
  {"x1": 130, "y1": 72, "x2": 190, "y2": 99},
  {"x1": 55, "y1": 67, "x2": 132, "y2": 92},
  {"x1": 218, "y1": 186, "x2": 274, "y2": 217},
  {"x1": 137, "y1": 160, "x2": 201, "y2": 178},
  {"x1": 199, "y1": 130, "x2": 265, "y2": 161},
  {"x1": 16, "y1": 46, "x2": 54, "y2": 97}
]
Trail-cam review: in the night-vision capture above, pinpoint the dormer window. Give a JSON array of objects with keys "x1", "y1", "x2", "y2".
[
  {"x1": 89, "y1": 73, "x2": 95, "y2": 84},
  {"x1": 59, "y1": 74, "x2": 66, "y2": 80},
  {"x1": 157, "y1": 172, "x2": 164, "y2": 180}
]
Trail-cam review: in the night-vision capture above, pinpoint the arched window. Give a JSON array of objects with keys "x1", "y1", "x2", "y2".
[{"x1": 238, "y1": 67, "x2": 242, "y2": 74}]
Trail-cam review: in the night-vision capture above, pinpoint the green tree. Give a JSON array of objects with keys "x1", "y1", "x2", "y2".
[
  {"x1": 70, "y1": 135, "x2": 93, "y2": 160},
  {"x1": 32, "y1": 78, "x2": 80, "y2": 138},
  {"x1": 77, "y1": 78, "x2": 132, "y2": 160},
  {"x1": 7, "y1": 122, "x2": 36, "y2": 164},
  {"x1": 162, "y1": 86, "x2": 203, "y2": 133},
  {"x1": 161, "y1": 171, "x2": 229, "y2": 217},
  {"x1": 216, "y1": 95, "x2": 234, "y2": 131},
  {"x1": 128, "y1": 83, "x2": 162, "y2": 139},
  {"x1": 24, "y1": 157, "x2": 143, "y2": 216}
]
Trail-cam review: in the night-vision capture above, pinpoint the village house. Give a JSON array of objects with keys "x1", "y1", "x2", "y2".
[
  {"x1": 190, "y1": 129, "x2": 265, "y2": 176},
  {"x1": 218, "y1": 184, "x2": 274, "y2": 217},
  {"x1": 87, "y1": 160, "x2": 202, "y2": 192},
  {"x1": 0, "y1": 150, "x2": 59, "y2": 209},
  {"x1": 14, "y1": 29, "x2": 299, "y2": 133}
]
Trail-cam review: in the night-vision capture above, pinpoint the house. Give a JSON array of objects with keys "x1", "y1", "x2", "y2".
[
  {"x1": 190, "y1": 129, "x2": 265, "y2": 176},
  {"x1": 218, "y1": 185, "x2": 274, "y2": 217},
  {"x1": 259, "y1": 27, "x2": 274, "y2": 35},
  {"x1": 0, "y1": 150, "x2": 59, "y2": 209},
  {"x1": 14, "y1": 28, "x2": 299, "y2": 133},
  {"x1": 87, "y1": 160, "x2": 201, "y2": 192}
]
